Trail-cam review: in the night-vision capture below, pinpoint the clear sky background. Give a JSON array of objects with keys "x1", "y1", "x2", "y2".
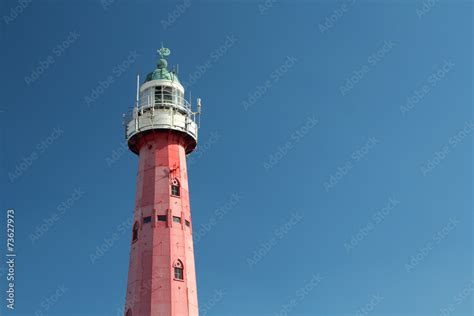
[{"x1": 0, "y1": 0, "x2": 472, "y2": 315}]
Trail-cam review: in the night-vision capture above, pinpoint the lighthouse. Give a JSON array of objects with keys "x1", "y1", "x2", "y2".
[{"x1": 123, "y1": 46, "x2": 201, "y2": 316}]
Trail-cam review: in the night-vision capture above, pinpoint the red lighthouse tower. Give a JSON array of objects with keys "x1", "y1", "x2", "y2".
[{"x1": 123, "y1": 47, "x2": 201, "y2": 316}]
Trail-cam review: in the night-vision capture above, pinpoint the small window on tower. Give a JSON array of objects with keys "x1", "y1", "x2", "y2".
[
  {"x1": 126, "y1": 309, "x2": 132, "y2": 316},
  {"x1": 173, "y1": 260, "x2": 184, "y2": 281},
  {"x1": 173, "y1": 216, "x2": 181, "y2": 223},
  {"x1": 143, "y1": 216, "x2": 151, "y2": 224},
  {"x1": 157, "y1": 215, "x2": 167, "y2": 222},
  {"x1": 185, "y1": 220, "x2": 190, "y2": 227},
  {"x1": 171, "y1": 178, "x2": 180, "y2": 197},
  {"x1": 171, "y1": 185, "x2": 180, "y2": 196},
  {"x1": 132, "y1": 222, "x2": 139, "y2": 242}
]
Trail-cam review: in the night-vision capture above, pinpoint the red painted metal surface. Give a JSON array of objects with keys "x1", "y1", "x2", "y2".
[{"x1": 124, "y1": 131, "x2": 198, "y2": 316}]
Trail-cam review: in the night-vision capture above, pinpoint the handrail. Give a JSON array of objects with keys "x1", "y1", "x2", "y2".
[
  {"x1": 123, "y1": 97, "x2": 197, "y2": 125},
  {"x1": 139, "y1": 94, "x2": 192, "y2": 110}
]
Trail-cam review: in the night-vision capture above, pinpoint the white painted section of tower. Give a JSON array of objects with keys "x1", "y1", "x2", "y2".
[{"x1": 124, "y1": 78, "x2": 199, "y2": 153}]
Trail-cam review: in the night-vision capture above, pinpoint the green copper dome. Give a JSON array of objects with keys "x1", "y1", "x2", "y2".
[
  {"x1": 144, "y1": 46, "x2": 180, "y2": 83},
  {"x1": 144, "y1": 67, "x2": 180, "y2": 82}
]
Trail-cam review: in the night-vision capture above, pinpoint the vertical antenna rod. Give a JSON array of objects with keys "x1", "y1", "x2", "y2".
[
  {"x1": 136, "y1": 74, "x2": 140, "y2": 108},
  {"x1": 197, "y1": 98, "x2": 202, "y2": 127}
]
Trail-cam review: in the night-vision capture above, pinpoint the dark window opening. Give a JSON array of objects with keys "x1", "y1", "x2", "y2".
[
  {"x1": 173, "y1": 216, "x2": 181, "y2": 223},
  {"x1": 126, "y1": 309, "x2": 132, "y2": 316},
  {"x1": 163, "y1": 86, "x2": 173, "y2": 102},
  {"x1": 171, "y1": 184, "x2": 180, "y2": 196},
  {"x1": 155, "y1": 86, "x2": 163, "y2": 105},
  {"x1": 143, "y1": 216, "x2": 151, "y2": 224},
  {"x1": 185, "y1": 220, "x2": 190, "y2": 227},
  {"x1": 174, "y1": 267, "x2": 183, "y2": 280},
  {"x1": 157, "y1": 215, "x2": 167, "y2": 222},
  {"x1": 171, "y1": 178, "x2": 180, "y2": 197},
  {"x1": 173, "y1": 260, "x2": 184, "y2": 280},
  {"x1": 132, "y1": 222, "x2": 139, "y2": 242}
]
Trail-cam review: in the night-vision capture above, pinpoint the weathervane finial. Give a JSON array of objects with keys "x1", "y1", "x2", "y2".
[{"x1": 158, "y1": 44, "x2": 171, "y2": 59}]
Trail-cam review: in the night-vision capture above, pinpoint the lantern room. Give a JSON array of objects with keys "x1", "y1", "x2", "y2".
[{"x1": 124, "y1": 46, "x2": 201, "y2": 155}]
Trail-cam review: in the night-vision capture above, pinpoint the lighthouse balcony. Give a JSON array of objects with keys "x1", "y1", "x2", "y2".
[{"x1": 124, "y1": 96, "x2": 198, "y2": 154}]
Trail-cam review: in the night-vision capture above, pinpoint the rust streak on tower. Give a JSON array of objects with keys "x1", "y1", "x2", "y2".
[{"x1": 123, "y1": 46, "x2": 201, "y2": 316}]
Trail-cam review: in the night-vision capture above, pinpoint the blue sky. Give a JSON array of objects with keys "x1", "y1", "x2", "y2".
[{"x1": 1, "y1": 1, "x2": 472, "y2": 315}]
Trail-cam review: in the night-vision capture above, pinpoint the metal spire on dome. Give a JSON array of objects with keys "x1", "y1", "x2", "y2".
[
  {"x1": 156, "y1": 44, "x2": 171, "y2": 70},
  {"x1": 144, "y1": 44, "x2": 180, "y2": 83},
  {"x1": 158, "y1": 45, "x2": 171, "y2": 60}
]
